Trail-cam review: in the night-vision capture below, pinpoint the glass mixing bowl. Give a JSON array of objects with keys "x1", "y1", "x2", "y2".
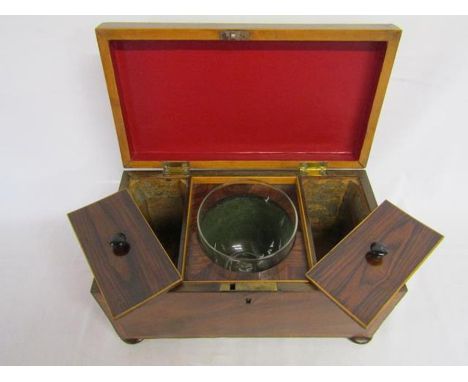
[{"x1": 197, "y1": 181, "x2": 298, "y2": 273}]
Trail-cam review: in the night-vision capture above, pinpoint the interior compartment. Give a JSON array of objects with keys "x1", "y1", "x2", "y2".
[
  {"x1": 125, "y1": 174, "x2": 188, "y2": 267},
  {"x1": 183, "y1": 177, "x2": 311, "y2": 282},
  {"x1": 123, "y1": 173, "x2": 372, "y2": 276},
  {"x1": 301, "y1": 177, "x2": 371, "y2": 261}
]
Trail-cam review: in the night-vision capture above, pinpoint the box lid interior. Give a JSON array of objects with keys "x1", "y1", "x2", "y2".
[{"x1": 97, "y1": 24, "x2": 401, "y2": 168}]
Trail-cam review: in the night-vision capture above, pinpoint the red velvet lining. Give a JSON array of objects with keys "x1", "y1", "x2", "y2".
[{"x1": 110, "y1": 40, "x2": 386, "y2": 162}]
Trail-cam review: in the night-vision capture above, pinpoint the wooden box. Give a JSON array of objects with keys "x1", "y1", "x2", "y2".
[{"x1": 68, "y1": 23, "x2": 443, "y2": 344}]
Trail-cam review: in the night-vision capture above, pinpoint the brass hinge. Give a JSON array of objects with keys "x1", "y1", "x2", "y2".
[
  {"x1": 162, "y1": 161, "x2": 190, "y2": 176},
  {"x1": 219, "y1": 30, "x2": 250, "y2": 41},
  {"x1": 299, "y1": 162, "x2": 327, "y2": 176}
]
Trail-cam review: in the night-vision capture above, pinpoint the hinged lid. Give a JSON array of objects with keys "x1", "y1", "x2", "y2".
[
  {"x1": 68, "y1": 190, "x2": 182, "y2": 319},
  {"x1": 96, "y1": 23, "x2": 401, "y2": 169},
  {"x1": 306, "y1": 200, "x2": 443, "y2": 328}
]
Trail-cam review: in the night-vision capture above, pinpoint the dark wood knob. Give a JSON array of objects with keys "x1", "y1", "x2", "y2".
[
  {"x1": 109, "y1": 232, "x2": 130, "y2": 256},
  {"x1": 366, "y1": 242, "x2": 388, "y2": 264}
]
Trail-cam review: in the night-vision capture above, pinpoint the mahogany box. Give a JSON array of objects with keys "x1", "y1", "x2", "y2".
[{"x1": 68, "y1": 23, "x2": 443, "y2": 344}]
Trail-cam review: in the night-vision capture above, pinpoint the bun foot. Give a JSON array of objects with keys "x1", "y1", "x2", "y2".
[
  {"x1": 122, "y1": 338, "x2": 143, "y2": 344},
  {"x1": 349, "y1": 336, "x2": 372, "y2": 345}
]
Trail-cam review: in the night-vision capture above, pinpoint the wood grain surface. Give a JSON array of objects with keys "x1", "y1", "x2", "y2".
[
  {"x1": 68, "y1": 190, "x2": 182, "y2": 318},
  {"x1": 306, "y1": 200, "x2": 443, "y2": 327},
  {"x1": 97, "y1": 282, "x2": 408, "y2": 339}
]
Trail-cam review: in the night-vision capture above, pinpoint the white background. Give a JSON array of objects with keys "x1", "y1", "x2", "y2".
[{"x1": 0, "y1": 16, "x2": 467, "y2": 365}]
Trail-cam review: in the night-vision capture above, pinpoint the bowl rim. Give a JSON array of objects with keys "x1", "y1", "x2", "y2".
[{"x1": 196, "y1": 180, "x2": 299, "y2": 263}]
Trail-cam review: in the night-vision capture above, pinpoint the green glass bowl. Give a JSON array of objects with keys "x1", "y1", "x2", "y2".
[{"x1": 197, "y1": 182, "x2": 298, "y2": 273}]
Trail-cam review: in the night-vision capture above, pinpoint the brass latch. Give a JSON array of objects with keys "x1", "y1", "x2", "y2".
[
  {"x1": 219, "y1": 30, "x2": 250, "y2": 41},
  {"x1": 219, "y1": 282, "x2": 278, "y2": 292},
  {"x1": 299, "y1": 162, "x2": 327, "y2": 176},
  {"x1": 162, "y1": 161, "x2": 190, "y2": 176}
]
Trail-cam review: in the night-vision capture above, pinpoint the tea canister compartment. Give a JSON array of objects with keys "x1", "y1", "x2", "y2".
[{"x1": 196, "y1": 181, "x2": 298, "y2": 273}]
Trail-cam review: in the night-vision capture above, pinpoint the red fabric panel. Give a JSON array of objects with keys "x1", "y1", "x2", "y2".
[{"x1": 110, "y1": 40, "x2": 386, "y2": 161}]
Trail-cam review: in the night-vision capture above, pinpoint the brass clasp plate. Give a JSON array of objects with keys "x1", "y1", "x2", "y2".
[
  {"x1": 219, "y1": 282, "x2": 278, "y2": 292},
  {"x1": 219, "y1": 30, "x2": 250, "y2": 41}
]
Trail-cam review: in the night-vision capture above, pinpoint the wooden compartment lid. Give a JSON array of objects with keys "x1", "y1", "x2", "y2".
[
  {"x1": 68, "y1": 190, "x2": 182, "y2": 319},
  {"x1": 96, "y1": 23, "x2": 401, "y2": 169},
  {"x1": 306, "y1": 200, "x2": 443, "y2": 328}
]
